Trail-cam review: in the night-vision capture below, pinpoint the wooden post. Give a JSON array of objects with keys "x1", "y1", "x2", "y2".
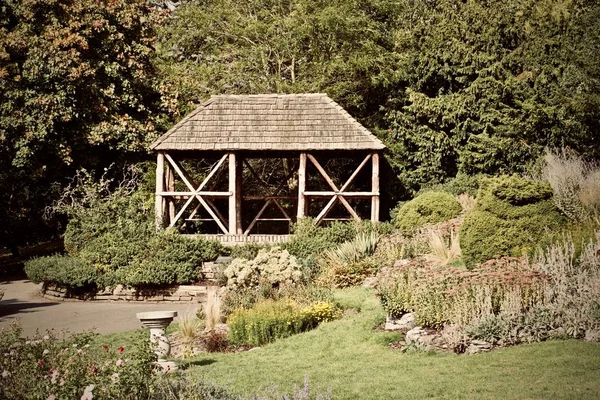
[
  {"x1": 371, "y1": 152, "x2": 380, "y2": 222},
  {"x1": 165, "y1": 162, "x2": 175, "y2": 225},
  {"x1": 236, "y1": 156, "x2": 243, "y2": 234},
  {"x1": 155, "y1": 152, "x2": 165, "y2": 230},
  {"x1": 297, "y1": 152, "x2": 307, "y2": 219},
  {"x1": 228, "y1": 152, "x2": 237, "y2": 235}
]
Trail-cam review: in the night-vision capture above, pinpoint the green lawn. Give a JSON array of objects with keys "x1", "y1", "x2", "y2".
[{"x1": 183, "y1": 288, "x2": 600, "y2": 399}]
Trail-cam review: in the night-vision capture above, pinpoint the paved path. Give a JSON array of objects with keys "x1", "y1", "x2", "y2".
[{"x1": 0, "y1": 280, "x2": 199, "y2": 337}]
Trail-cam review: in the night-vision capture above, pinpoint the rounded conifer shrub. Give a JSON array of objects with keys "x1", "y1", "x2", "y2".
[
  {"x1": 460, "y1": 175, "x2": 564, "y2": 269},
  {"x1": 394, "y1": 191, "x2": 462, "y2": 233}
]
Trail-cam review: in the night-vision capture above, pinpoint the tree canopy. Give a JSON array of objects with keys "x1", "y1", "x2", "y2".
[
  {"x1": 1, "y1": 0, "x2": 599, "y2": 248},
  {"x1": 383, "y1": 0, "x2": 600, "y2": 191},
  {"x1": 0, "y1": 0, "x2": 169, "y2": 251},
  {"x1": 155, "y1": 0, "x2": 402, "y2": 123}
]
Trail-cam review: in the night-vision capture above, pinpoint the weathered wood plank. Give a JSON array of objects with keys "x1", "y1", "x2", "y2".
[
  {"x1": 297, "y1": 152, "x2": 307, "y2": 218},
  {"x1": 228, "y1": 152, "x2": 237, "y2": 234},
  {"x1": 235, "y1": 156, "x2": 243, "y2": 234},
  {"x1": 315, "y1": 196, "x2": 337, "y2": 224},
  {"x1": 155, "y1": 152, "x2": 165, "y2": 230},
  {"x1": 166, "y1": 163, "x2": 176, "y2": 224},
  {"x1": 160, "y1": 191, "x2": 232, "y2": 196},
  {"x1": 371, "y1": 152, "x2": 380, "y2": 222}
]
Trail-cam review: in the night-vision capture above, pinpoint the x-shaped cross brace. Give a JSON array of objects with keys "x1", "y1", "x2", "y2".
[
  {"x1": 165, "y1": 154, "x2": 229, "y2": 234},
  {"x1": 307, "y1": 153, "x2": 372, "y2": 224}
]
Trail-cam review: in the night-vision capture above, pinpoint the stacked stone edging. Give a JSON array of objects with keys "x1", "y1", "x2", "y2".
[
  {"x1": 42, "y1": 283, "x2": 213, "y2": 303},
  {"x1": 41, "y1": 260, "x2": 226, "y2": 303}
]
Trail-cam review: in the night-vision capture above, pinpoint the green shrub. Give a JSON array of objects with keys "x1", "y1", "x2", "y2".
[
  {"x1": 317, "y1": 258, "x2": 379, "y2": 288},
  {"x1": 378, "y1": 257, "x2": 549, "y2": 329},
  {"x1": 320, "y1": 231, "x2": 380, "y2": 266},
  {"x1": 32, "y1": 166, "x2": 226, "y2": 290},
  {"x1": 228, "y1": 242, "x2": 271, "y2": 260},
  {"x1": 460, "y1": 175, "x2": 564, "y2": 268},
  {"x1": 151, "y1": 375, "x2": 239, "y2": 400},
  {"x1": 115, "y1": 233, "x2": 224, "y2": 287},
  {"x1": 378, "y1": 270, "x2": 416, "y2": 318},
  {"x1": 419, "y1": 173, "x2": 486, "y2": 197},
  {"x1": 283, "y1": 218, "x2": 358, "y2": 260},
  {"x1": 25, "y1": 255, "x2": 101, "y2": 290},
  {"x1": 394, "y1": 191, "x2": 462, "y2": 233},
  {"x1": 223, "y1": 247, "x2": 302, "y2": 289},
  {"x1": 227, "y1": 299, "x2": 341, "y2": 346}
]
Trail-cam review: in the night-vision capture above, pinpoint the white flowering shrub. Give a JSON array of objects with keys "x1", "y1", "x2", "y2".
[{"x1": 224, "y1": 247, "x2": 302, "y2": 289}]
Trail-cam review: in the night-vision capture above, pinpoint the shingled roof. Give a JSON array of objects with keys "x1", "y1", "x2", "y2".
[{"x1": 149, "y1": 94, "x2": 385, "y2": 151}]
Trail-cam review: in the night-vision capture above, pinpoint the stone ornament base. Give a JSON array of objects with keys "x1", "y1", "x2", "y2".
[
  {"x1": 41, "y1": 283, "x2": 217, "y2": 304},
  {"x1": 137, "y1": 311, "x2": 178, "y2": 372}
]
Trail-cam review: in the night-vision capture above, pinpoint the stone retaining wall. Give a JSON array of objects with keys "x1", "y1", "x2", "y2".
[
  {"x1": 41, "y1": 261, "x2": 225, "y2": 303},
  {"x1": 42, "y1": 283, "x2": 215, "y2": 303}
]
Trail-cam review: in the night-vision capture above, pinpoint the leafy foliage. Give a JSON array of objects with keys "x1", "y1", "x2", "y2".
[
  {"x1": 115, "y1": 233, "x2": 223, "y2": 287},
  {"x1": 24, "y1": 255, "x2": 100, "y2": 291},
  {"x1": 25, "y1": 166, "x2": 224, "y2": 289},
  {"x1": 378, "y1": 257, "x2": 549, "y2": 329},
  {"x1": 221, "y1": 282, "x2": 334, "y2": 318},
  {"x1": 393, "y1": 191, "x2": 462, "y2": 233},
  {"x1": 283, "y1": 218, "x2": 359, "y2": 261},
  {"x1": 316, "y1": 232, "x2": 381, "y2": 288},
  {"x1": 0, "y1": 0, "x2": 171, "y2": 250},
  {"x1": 155, "y1": 0, "x2": 400, "y2": 121},
  {"x1": 383, "y1": 0, "x2": 600, "y2": 193},
  {"x1": 460, "y1": 175, "x2": 564, "y2": 268}
]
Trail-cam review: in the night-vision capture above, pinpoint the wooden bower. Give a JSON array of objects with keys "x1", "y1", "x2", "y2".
[
  {"x1": 154, "y1": 150, "x2": 381, "y2": 236},
  {"x1": 150, "y1": 94, "x2": 386, "y2": 241}
]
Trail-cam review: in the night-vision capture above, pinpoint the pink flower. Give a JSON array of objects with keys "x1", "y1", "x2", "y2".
[
  {"x1": 47, "y1": 395, "x2": 56, "y2": 400},
  {"x1": 115, "y1": 359, "x2": 124, "y2": 367},
  {"x1": 50, "y1": 369, "x2": 59, "y2": 384},
  {"x1": 81, "y1": 384, "x2": 95, "y2": 400}
]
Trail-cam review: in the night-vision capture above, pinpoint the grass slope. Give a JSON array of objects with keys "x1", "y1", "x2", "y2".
[{"x1": 187, "y1": 288, "x2": 600, "y2": 399}]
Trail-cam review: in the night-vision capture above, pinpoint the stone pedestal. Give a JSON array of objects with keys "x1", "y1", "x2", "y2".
[{"x1": 136, "y1": 311, "x2": 178, "y2": 372}]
